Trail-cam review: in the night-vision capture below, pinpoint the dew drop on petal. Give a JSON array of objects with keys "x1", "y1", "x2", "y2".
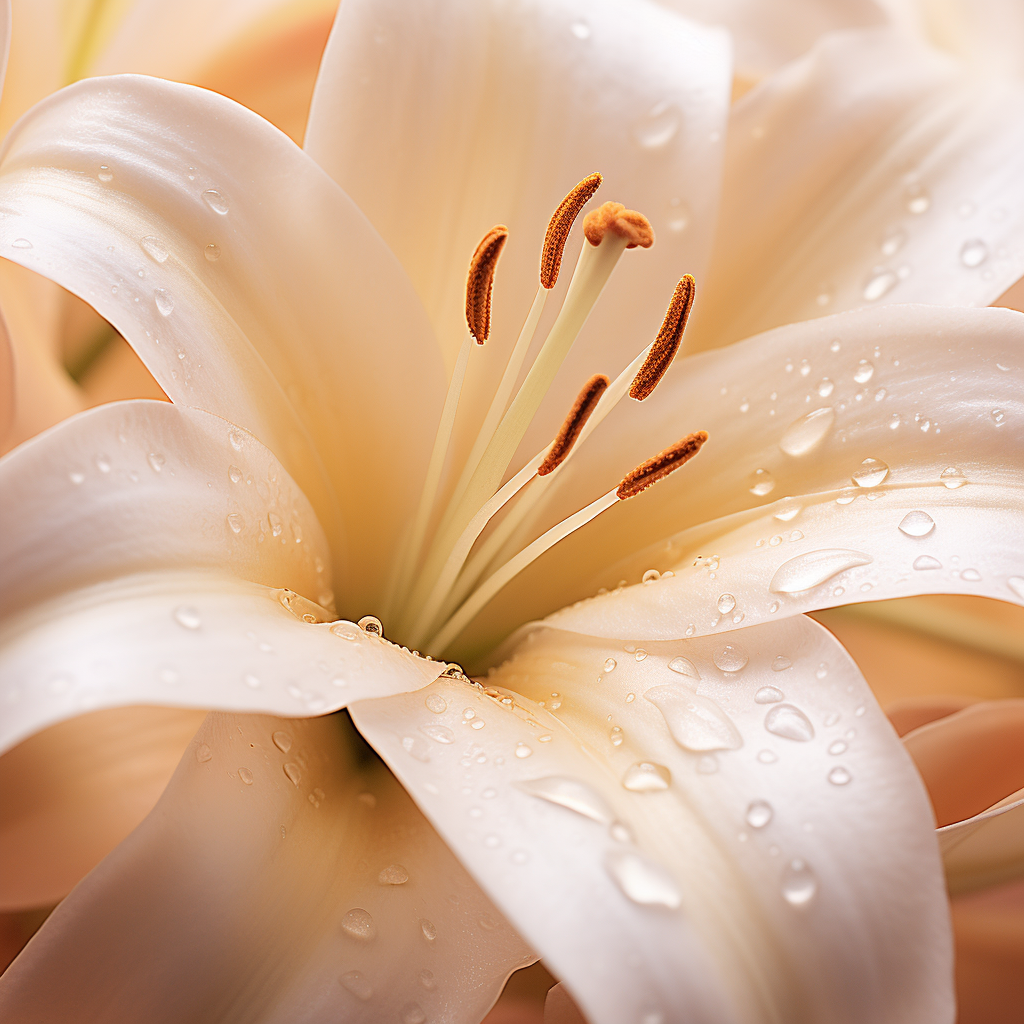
[
  {"x1": 817, "y1": 378, "x2": 834, "y2": 398},
  {"x1": 991, "y1": 408, "x2": 1006, "y2": 426},
  {"x1": 154, "y1": 288, "x2": 174, "y2": 316},
  {"x1": 272, "y1": 731, "x2": 292, "y2": 753},
  {"x1": 622, "y1": 762, "x2": 672, "y2": 792},
  {"x1": 633, "y1": 101, "x2": 680, "y2": 149},
  {"x1": 754, "y1": 686, "x2": 785, "y2": 704},
  {"x1": 898, "y1": 511, "x2": 935, "y2": 537},
  {"x1": 745, "y1": 800, "x2": 773, "y2": 828},
  {"x1": 713, "y1": 645, "x2": 748, "y2": 672},
  {"x1": 863, "y1": 270, "x2": 897, "y2": 301},
  {"x1": 339, "y1": 970, "x2": 373, "y2": 1001},
  {"x1": 961, "y1": 568, "x2": 982, "y2": 582},
  {"x1": 97, "y1": 165, "x2": 113, "y2": 182},
  {"x1": 717, "y1": 594, "x2": 736, "y2": 614},
  {"x1": 173, "y1": 605, "x2": 201, "y2": 630},
  {"x1": 764, "y1": 704, "x2": 815, "y2": 742},
  {"x1": 419, "y1": 723, "x2": 454, "y2": 744},
  {"x1": 378, "y1": 864, "x2": 410, "y2": 885},
  {"x1": 340, "y1": 908, "x2": 376, "y2": 941},
  {"x1": 641, "y1": 569, "x2": 660, "y2": 584},
  {"x1": 940, "y1": 466, "x2": 967, "y2": 489},
  {"x1": 604, "y1": 657, "x2": 618, "y2": 673},
  {"x1": 853, "y1": 360, "x2": 875, "y2": 384},
  {"x1": 960, "y1": 239, "x2": 988, "y2": 267},
  {"x1": 667, "y1": 657, "x2": 700, "y2": 680},
  {"x1": 852, "y1": 458, "x2": 889, "y2": 488},
  {"x1": 645, "y1": 686, "x2": 743, "y2": 752},
  {"x1": 913, "y1": 555, "x2": 942, "y2": 570},
  {"x1": 781, "y1": 859, "x2": 818, "y2": 906},
  {"x1": 283, "y1": 762, "x2": 301, "y2": 786},
  {"x1": 204, "y1": 243, "x2": 221, "y2": 261},
  {"x1": 780, "y1": 407, "x2": 835, "y2": 456},
  {"x1": 140, "y1": 235, "x2": 169, "y2": 262},
  {"x1": 749, "y1": 469, "x2": 775, "y2": 496},
  {"x1": 420, "y1": 919, "x2": 437, "y2": 941},
  {"x1": 772, "y1": 656, "x2": 792, "y2": 671},
  {"x1": 515, "y1": 776, "x2": 613, "y2": 823},
  {"x1": 828, "y1": 766, "x2": 852, "y2": 786},
  {"x1": 769, "y1": 549, "x2": 872, "y2": 594},
  {"x1": 419, "y1": 970, "x2": 437, "y2": 991},
  {"x1": 605, "y1": 849, "x2": 681, "y2": 909},
  {"x1": 195, "y1": 743, "x2": 212, "y2": 763},
  {"x1": 401, "y1": 1004, "x2": 426, "y2": 1024},
  {"x1": 226, "y1": 512, "x2": 244, "y2": 534},
  {"x1": 514, "y1": 743, "x2": 532, "y2": 759},
  {"x1": 425, "y1": 693, "x2": 447, "y2": 714},
  {"x1": 202, "y1": 189, "x2": 229, "y2": 214}
]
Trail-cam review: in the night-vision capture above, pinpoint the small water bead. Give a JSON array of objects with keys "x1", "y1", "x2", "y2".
[
  {"x1": 341, "y1": 908, "x2": 376, "y2": 940},
  {"x1": 153, "y1": 288, "x2": 174, "y2": 316},
  {"x1": 769, "y1": 549, "x2": 872, "y2": 594},
  {"x1": 781, "y1": 859, "x2": 818, "y2": 906},
  {"x1": 666, "y1": 198, "x2": 691, "y2": 233},
  {"x1": 622, "y1": 762, "x2": 671, "y2": 792},
  {"x1": 991, "y1": 408, "x2": 1006, "y2": 426},
  {"x1": 515, "y1": 776, "x2": 612, "y2": 823},
  {"x1": 420, "y1": 919, "x2": 437, "y2": 941},
  {"x1": 773, "y1": 501, "x2": 801, "y2": 523},
  {"x1": 609, "y1": 821, "x2": 634, "y2": 844},
  {"x1": 226, "y1": 512, "x2": 244, "y2": 534},
  {"x1": 713, "y1": 644, "x2": 748, "y2": 672},
  {"x1": 913, "y1": 555, "x2": 942, "y2": 570},
  {"x1": 757, "y1": 750, "x2": 778, "y2": 764},
  {"x1": 378, "y1": 864, "x2": 410, "y2": 885},
  {"x1": 236, "y1": 767, "x2": 254, "y2": 785},
  {"x1": 780, "y1": 407, "x2": 835, "y2": 456},
  {"x1": 243, "y1": 673, "x2": 261, "y2": 689},
  {"x1": 358, "y1": 615, "x2": 384, "y2": 636},
  {"x1": 746, "y1": 800, "x2": 773, "y2": 828},
  {"x1": 633, "y1": 100, "x2": 680, "y2": 150},
  {"x1": 961, "y1": 568, "x2": 982, "y2": 582},
  {"x1": 610, "y1": 726, "x2": 625, "y2": 747},
  {"x1": 140, "y1": 235, "x2": 169, "y2": 262},
  {"x1": 641, "y1": 569, "x2": 661, "y2": 585},
  {"x1": 272, "y1": 730, "x2": 292, "y2": 753},
  {"x1": 97, "y1": 165, "x2": 113, "y2": 182},
  {"x1": 889, "y1": 413, "x2": 901, "y2": 429},
  {"x1": 905, "y1": 180, "x2": 930, "y2": 214},
  {"x1": 605, "y1": 849, "x2": 682, "y2": 909},
  {"x1": 815, "y1": 663, "x2": 829, "y2": 680},
  {"x1": 283, "y1": 762, "x2": 301, "y2": 786},
  {"x1": 828, "y1": 740, "x2": 848, "y2": 755},
  {"x1": 771, "y1": 656, "x2": 792, "y2": 672},
  {"x1": 817, "y1": 378, "x2": 835, "y2": 398},
  {"x1": 202, "y1": 189, "x2": 229, "y2": 214},
  {"x1": 604, "y1": 657, "x2": 617, "y2": 673},
  {"x1": 853, "y1": 360, "x2": 875, "y2": 384},
  {"x1": 960, "y1": 238, "x2": 988, "y2": 267},
  {"x1": 173, "y1": 605, "x2": 201, "y2": 630},
  {"x1": 717, "y1": 594, "x2": 737, "y2": 615},
  {"x1": 420, "y1": 723, "x2": 454, "y2": 744},
  {"x1": 645, "y1": 686, "x2": 743, "y2": 752},
  {"x1": 863, "y1": 270, "x2": 898, "y2": 301},
  {"x1": 748, "y1": 469, "x2": 775, "y2": 497},
  {"x1": 940, "y1": 466, "x2": 967, "y2": 489},
  {"x1": 419, "y1": 970, "x2": 437, "y2": 991},
  {"x1": 898, "y1": 510, "x2": 935, "y2": 537},
  {"x1": 195, "y1": 743, "x2": 213, "y2": 763},
  {"x1": 880, "y1": 228, "x2": 907, "y2": 256},
  {"x1": 204, "y1": 242, "x2": 221, "y2": 261},
  {"x1": 667, "y1": 656, "x2": 700, "y2": 680},
  {"x1": 339, "y1": 971, "x2": 373, "y2": 1001},
  {"x1": 425, "y1": 693, "x2": 447, "y2": 714},
  {"x1": 828, "y1": 766, "x2": 852, "y2": 786},
  {"x1": 764, "y1": 704, "x2": 815, "y2": 742},
  {"x1": 401, "y1": 1004, "x2": 426, "y2": 1024},
  {"x1": 852, "y1": 457, "x2": 889, "y2": 488},
  {"x1": 515, "y1": 743, "x2": 532, "y2": 758},
  {"x1": 634, "y1": 649, "x2": 648, "y2": 662},
  {"x1": 754, "y1": 686, "x2": 785, "y2": 704}
]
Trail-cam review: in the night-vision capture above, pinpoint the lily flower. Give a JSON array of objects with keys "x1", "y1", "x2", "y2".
[{"x1": 0, "y1": 1, "x2": 1023, "y2": 1022}]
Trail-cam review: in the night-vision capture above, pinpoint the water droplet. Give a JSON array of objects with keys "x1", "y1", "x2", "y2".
[
  {"x1": 939, "y1": 466, "x2": 966, "y2": 489},
  {"x1": 817, "y1": 378, "x2": 834, "y2": 398},
  {"x1": 863, "y1": 270, "x2": 898, "y2": 301},
  {"x1": 420, "y1": 723, "x2": 454, "y2": 744},
  {"x1": 634, "y1": 649, "x2": 648, "y2": 662},
  {"x1": 1008, "y1": 577, "x2": 1024, "y2": 599},
  {"x1": 402, "y1": 736, "x2": 431, "y2": 762},
  {"x1": 425, "y1": 693, "x2": 447, "y2": 714},
  {"x1": 757, "y1": 749, "x2": 778, "y2": 764},
  {"x1": 605, "y1": 849, "x2": 681, "y2": 909},
  {"x1": 771, "y1": 656, "x2": 792, "y2": 671},
  {"x1": 667, "y1": 656, "x2": 699, "y2": 680},
  {"x1": 339, "y1": 970, "x2": 373, "y2": 1000},
  {"x1": 898, "y1": 510, "x2": 935, "y2": 537},
  {"x1": 713, "y1": 644, "x2": 748, "y2": 672},
  {"x1": 515, "y1": 776, "x2": 612, "y2": 823},
  {"x1": 340, "y1": 908, "x2": 375, "y2": 941},
  {"x1": 773, "y1": 501, "x2": 801, "y2": 523},
  {"x1": 852, "y1": 457, "x2": 889, "y2": 487},
  {"x1": 195, "y1": 743, "x2": 213, "y2": 763},
  {"x1": 666, "y1": 198, "x2": 691, "y2": 233},
  {"x1": 716, "y1": 594, "x2": 737, "y2": 615},
  {"x1": 97, "y1": 165, "x2": 113, "y2": 182},
  {"x1": 401, "y1": 1004, "x2": 426, "y2": 1024},
  {"x1": 880, "y1": 228, "x2": 907, "y2": 256},
  {"x1": 746, "y1": 800, "x2": 773, "y2": 828},
  {"x1": 961, "y1": 567, "x2": 982, "y2": 582},
  {"x1": 780, "y1": 407, "x2": 835, "y2": 456},
  {"x1": 754, "y1": 686, "x2": 785, "y2": 704},
  {"x1": 419, "y1": 969, "x2": 437, "y2": 991},
  {"x1": 622, "y1": 762, "x2": 671, "y2": 792},
  {"x1": 243, "y1": 673, "x2": 261, "y2": 689},
  {"x1": 358, "y1": 615, "x2": 384, "y2": 636},
  {"x1": 610, "y1": 725, "x2": 625, "y2": 747},
  {"x1": 238, "y1": 767, "x2": 253, "y2": 785},
  {"x1": 283, "y1": 762, "x2": 301, "y2": 786},
  {"x1": 828, "y1": 766, "x2": 852, "y2": 786},
  {"x1": 960, "y1": 238, "x2": 988, "y2": 267},
  {"x1": 645, "y1": 685, "x2": 743, "y2": 751},
  {"x1": 764, "y1": 704, "x2": 815, "y2": 742},
  {"x1": 913, "y1": 555, "x2": 942, "y2": 570},
  {"x1": 515, "y1": 743, "x2": 532, "y2": 759},
  {"x1": 95, "y1": 454, "x2": 112, "y2": 473},
  {"x1": 889, "y1": 413, "x2": 901, "y2": 429},
  {"x1": 272, "y1": 730, "x2": 292, "y2": 753},
  {"x1": 633, "y1": 101, "x2": 680, "y2": 149},
  {"x1": 853, "y1": 360, "x2": 875, "y2": 384},
  {"x1": 991, "y1": 408, "x2": 1006, "y2": 426},
  {"x1": 769, "y1": 549, "x2": 872, "y2": 593},
  {"x1": 603, "y1": 657, "x2": 618, "y2": 673},
  {"x1": 140, "y1": 235, "x2": 169, "y2": 262},
  {"x1": 154, "y1": 288, "x2": 174, "y2": 316},
  {"x1": 69, "y1": 470, "x2": 85, "y2": 485},
  {"x1": 781, "y1": 859, "x2": 818, "y2": 906},
  {"x1": 905, "y1": 181, "x2": 930, "y2": 214},
  {"x1": 642, "y1": 569, "x2": 660, "y2": 584},
  {"x1": 378, "y1": 864, "x2": 409, "y2": 885},
  {"x1": 173, "y1": 605, "x2": 201, "y2": 629},
  {"x1": 226, "y1": 512, "x2": 243, "y2": 534},
  {"x1": 202, "y1": 189, "x2": 229, "y2": 214},
  {"x1": 749, "y1": 469, "x2": 775, "y2": 496},
  {"x1": 11, "y1": 238, "x2": 32, "y2": 249},
  {"x1": 570, "y1": 19, "x2": 591, "y2": 39},
  {"x1": 419, "y1": 919, "x2": 437, "y2": 942}
]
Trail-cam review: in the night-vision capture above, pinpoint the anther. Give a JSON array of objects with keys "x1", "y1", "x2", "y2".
[
  {"x1": 538, "y1": 373, "x2": 610, "y2": 476},
  {"x1": 616, "y1": 430, "x2": 708, "y2": 499},
  {"x1": 629, "y1": 276, "x2": 696, "y2": 401},
  {"x1": 583, "y1": 202, "x2": 655, "y2": 250},
  {"x1": 466, "y1": 225, "x2": 509, "y2": 343},
  {"x1": 540, "y1": 172, "x2": 603, "y2": 289}
]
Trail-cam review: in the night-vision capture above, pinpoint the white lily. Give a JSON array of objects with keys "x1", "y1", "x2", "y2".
[{"x1": 0, "y1": 0, "x2": 1023, "y2": 1022}]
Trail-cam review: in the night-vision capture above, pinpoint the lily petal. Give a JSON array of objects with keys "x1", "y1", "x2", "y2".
[
  {"x1": 0, "y1": 73, "x2": 447, "y2": 606},
  {"x1": 352, "y1": 615, "x2": 951, "y2": 1024},
  {"x1": 685, "y1": 28, "x2": 1024, "y2": 353},
  {"x1": 0, "y1": 711, "x2": 532, "y2": 1022},
  {"x1": 0, "y1": 400, "x2": 443, "y2": 753}
]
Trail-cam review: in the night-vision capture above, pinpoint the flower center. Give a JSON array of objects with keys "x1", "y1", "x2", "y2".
[{"x1": 378, "y1": 175, "x2": 706, "y2": 659}]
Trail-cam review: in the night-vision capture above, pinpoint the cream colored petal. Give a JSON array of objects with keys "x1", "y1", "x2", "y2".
[
  {"x1": 0, "y1": 1, "x2": 60, "y2": 139},
  {"x1": 352, "y1": 615, "x2": 952, "y2": 1024},
  {"x1": 0, "y1": 303, "x2": 12, "y2": 444},
  {"x1": 0, "y1": 400, "x2": 442, "y2": 753},
  {"x1": 0, "y1": 705, "x2": 205, "y2": 910},
  {"x1": 685, "y1": 28, "x2": 1024, "y2": 354},
  {"x1": 0, "y1": 74, "x2": 446, "y2": 608},
  {"x1": 306, "y1": 0, "x2": 730, "y2": 457},
  {"x1": 0, "y1": 712, "x2": 532, "y2": 1022},
  {"x1": 458, "y1": 304, "x2": 1024, "y2": 652}
]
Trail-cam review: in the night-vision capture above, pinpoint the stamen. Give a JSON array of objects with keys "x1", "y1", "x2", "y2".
[
  {"x1": 466, "y1": 225, "x2": 509, "y2": 343},
  {"x1": 616, "y1": 430, "x2": 708, "y2": 499},
  {"x1": 540, "y1": 172, "x2": 602, "y2": 289},
  {"x1": 629, "y1": 276, "x2": 695, "y2": 401},
  {"x1": 538, "y1": 373, "x2": 609, "y2": 476},
  {"x1": 583, "y1": 202, "x2": 655, "y2": 250}
]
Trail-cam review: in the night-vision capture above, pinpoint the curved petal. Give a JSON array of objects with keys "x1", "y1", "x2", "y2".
[
  {"x1": 305, "y1": 0, "x2": 730, "y2": 454},
  {"x1": 352, "y1": 615, "x2": 952, "y2": 1024},
  {"x1": 0, "y1": 711, "x2": 532, "y2": 1022},
  {"x1": 0, "y1": 705, "x2": 205, "y2": 909},
  {"x1": 0, "y1": 73, "x2": 447, "y2": 608},
  {"x1": 684, "y1": 29, "x2": 1024, "y2": 354},
  {"x1": 886, "y1": 694, "x2": 977, "y2": 736},
  {"x1": 458, "y1": 304, "x2": 1024, "y2": 651},
  {"x1": 0, "y1": 400, "x2": 442, "y2": 752}
]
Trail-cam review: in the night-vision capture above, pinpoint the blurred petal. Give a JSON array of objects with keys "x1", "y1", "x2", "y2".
[
  {"x1": 885, "y1": 693, "x2": 977, "y2": 736},
  {"x1": 685, "y1": 29, "x2": 1024, "y2": 353},
  {"x1": 0, "y1": 712, "x2": 532, "y2": 1022},
  {"x1": 0, "y1": 73, "x2": 446, "y2": 607},
  {"x1": 0, "y1": 401, "x2": 442, "y2": 752},
  {"x1": 353, "y1": 615, "x2": 951, "y2": 1024},
  {"x1": 0, "y1": 706, "x2": 205, "y2": 909},
  {"x1": 544, "y1": 983, "x2": 586, "y2": 1024}
]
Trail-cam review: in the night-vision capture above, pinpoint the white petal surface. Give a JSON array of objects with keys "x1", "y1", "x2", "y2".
[
  {"x1": 685, "y1": 29, "x2": 1024, "y2": 354},
  {"x1": 0, "y1": 74, "x2": 446, "y2": 607},
  {"x1": 352, "y1": 615, "x2": 952, "y2": 1024},
  {"x1": 306, "y1": 0, "x2": 730, "y2": 456},
  {"x1": 0, "y1": 712, "x2": 532, "y2": 1023},
  {"x1": 0, "y1": 400, "x2": 442, "y2": 752},
  {"x1": 456, "y1": 305, "x2": 1024, "y2": 652}
]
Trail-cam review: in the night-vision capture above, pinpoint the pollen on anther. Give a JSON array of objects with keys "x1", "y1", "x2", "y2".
[
  {"x1": 540, "y1": 172, "x2": 602, "y2": 289},
  {"x1": 617, "y1": 430, "x2": 708, "y2": 499},
  {"x1": 629, "y1": 275, "x2": 696, "y2": 401},
  {"x1": 466, "y1": 225, "x2": 509, "y2": 343},
  {"x1": 583, "y1": 202, "x2": 654, "y2": 250},
  {"x1": 538, "y1": 373, "x2": 610, "y2": 476}
]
